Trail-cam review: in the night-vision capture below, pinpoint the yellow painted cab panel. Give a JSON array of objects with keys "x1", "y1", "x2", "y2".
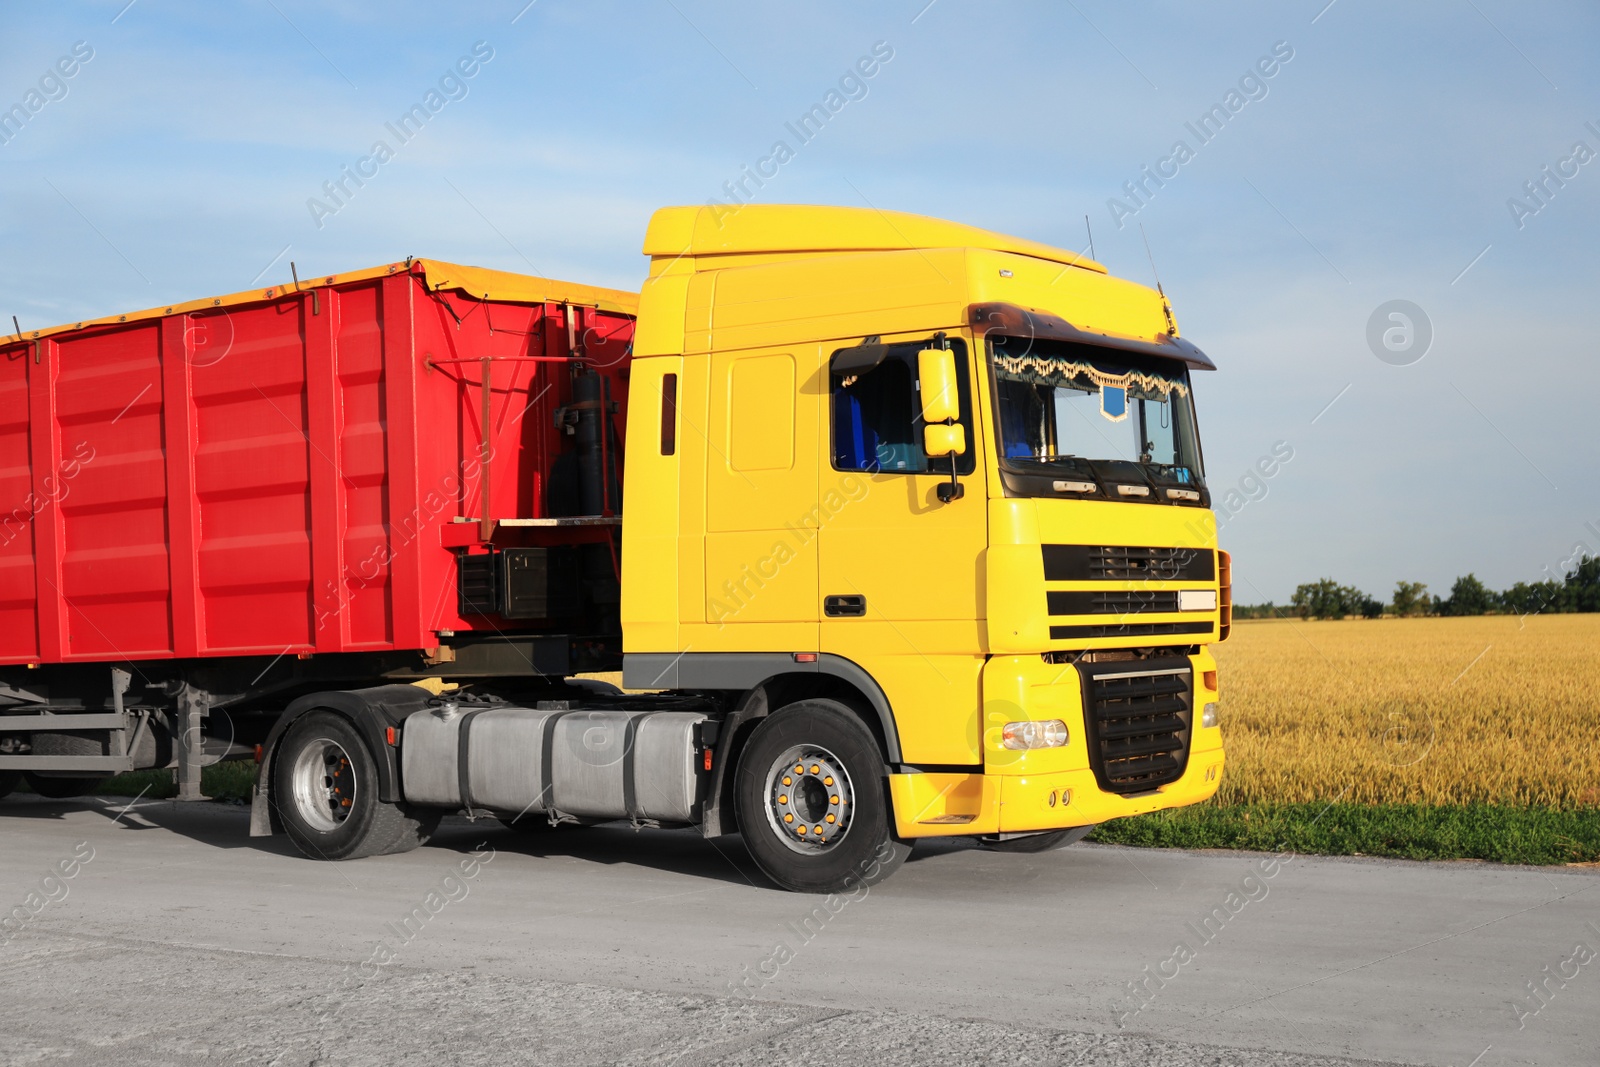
[
  {"x1": 700, "y1": 346, "x2": 821, "y2": 647},
  {"x1": 620, "y1": 356, "x2": 683, "y2": 652},
  {"x1": 843, "y1": 645, "x2": 985, "y2": 765}
]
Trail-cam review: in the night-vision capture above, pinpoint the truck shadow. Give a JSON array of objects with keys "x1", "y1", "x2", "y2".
[
  {"x1": 0, "y1": 794, "x2": 308, "y2": 858},
  {"x1": 432, "y1": 820, "x2": 1013, "y2": 888},
  {"x1": 428, "y1": 819, "x2": 775, "y2": 890},
  {"x1": 905, "y1": 836, "x2": 980, "y2": 861}
]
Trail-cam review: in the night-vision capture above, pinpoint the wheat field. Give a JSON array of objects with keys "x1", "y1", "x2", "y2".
[{"x1": 1213, "y1": 614, "x2": 1600, "y2": 808}]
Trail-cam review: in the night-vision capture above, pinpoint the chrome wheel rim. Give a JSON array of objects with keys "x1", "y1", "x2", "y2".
[
  {"x1": 289, "y1": 737, "x2": 356, "y2": 832},
  {"x1": 764, "y1": 744, "x2": 854, "y2": 855}
]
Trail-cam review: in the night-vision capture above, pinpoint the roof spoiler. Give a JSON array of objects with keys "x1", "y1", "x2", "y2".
[{"x1": 968, "y1": 302, "x2": 1216, "y2": 371}]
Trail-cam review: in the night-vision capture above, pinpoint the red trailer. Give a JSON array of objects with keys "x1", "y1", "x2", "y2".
[{"x1": 0, "y1": 260, "x2": 637, "y2": 798}]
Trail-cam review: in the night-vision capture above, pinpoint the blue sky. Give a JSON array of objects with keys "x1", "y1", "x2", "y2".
[{"x1": 3, "y1": 0, "x2": 1596, "y2": 603}]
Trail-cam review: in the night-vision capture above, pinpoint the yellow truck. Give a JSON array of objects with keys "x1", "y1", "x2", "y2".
[
  {"x1": 0, "y1": 204, "x2": 1226, "y2": 894},
  {"x1": 619, "y1": 205, "x2": 1227, "y2": 891}
]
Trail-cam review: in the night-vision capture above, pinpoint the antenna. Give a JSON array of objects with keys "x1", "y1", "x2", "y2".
[
  {"x1": 1138, "y1": 223, "x2": 1164, "y2": 295},
  {"x1": 1084, "y1": 214, "x2": 1096, "y2": 261},
  {"x1": 1139, "y1": 223, "x2": 1178, "y2": 335},
  {"x1": 11, "y1": 315, "x2": 20, "y2": 343},
  {"x1": 290, "y1": 261, "x2": 301, "y2": 291}
]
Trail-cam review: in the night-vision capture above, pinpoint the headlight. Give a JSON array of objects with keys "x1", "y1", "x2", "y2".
[
  {"x1": 1201, "y1": 702, "x2": 1219, "y2": 728},
  {"x1": 1001, "y1": 720, "x2": 1069, "y2": 750}
]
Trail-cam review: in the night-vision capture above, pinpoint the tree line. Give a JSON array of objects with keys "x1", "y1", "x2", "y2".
[{"x1": 1234, "y1": 556, "x2": 1600, "y2": 620}]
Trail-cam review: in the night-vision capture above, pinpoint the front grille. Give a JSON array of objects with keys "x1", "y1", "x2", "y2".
[
  {"x1": 1043, "y1": 544, "x2": 1215, "y2": 582},
  {"x1": 1048, "y1": 590, "x2": 1180, "y2": 616},
  {"x1": 1050, "y1": 621, "x2": 1213, "y2": 640},
  {"x1": 1077, "y1": 657, "x2": 1193, "y2": 794}
]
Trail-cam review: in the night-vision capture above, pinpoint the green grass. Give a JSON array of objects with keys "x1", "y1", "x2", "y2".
[{"x1": 1087, "y1": 802, "x2": 1600, "y2": 866}]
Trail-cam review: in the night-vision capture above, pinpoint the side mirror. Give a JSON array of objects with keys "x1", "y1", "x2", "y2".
[
  {"x1": 924, "y1": 423, "x2": 967, "y2": 458},
  {"x1": 917, "y1": 346, "x2": 967, "y2": 502},
  {"x1": 918, "y1": 348, "x2": 960, "y2": 424}
]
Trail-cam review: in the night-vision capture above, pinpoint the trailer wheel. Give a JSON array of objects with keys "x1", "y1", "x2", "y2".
[
  {"x1": 978, "y1": 825, "x2": 1096, "y2": 853},
  {"x1": 274, "y1": 711, "x2": 438, "y2": 861},
  {"x1": 0, "y1": 770, "x2": 21, "y2": 800},
  {"x1": 735, "y1": 699, "x2": 909, "y2": 893}
]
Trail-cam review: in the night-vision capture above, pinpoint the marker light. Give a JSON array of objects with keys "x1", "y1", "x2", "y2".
[
  {"x1": 1202, "y1": 702, "x2": 1219, "y2": 728},
  {"x1": 1001, "y1": 720, "x2": 1070, "y2": 750}
]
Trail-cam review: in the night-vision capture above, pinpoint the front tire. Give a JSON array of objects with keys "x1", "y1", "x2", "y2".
[
  {"x1": 735, "y1": 699, "x2": 909, "y2": 893},
  {"x1": 273, "y1": 711, "x2": 438, "y2": 861}
]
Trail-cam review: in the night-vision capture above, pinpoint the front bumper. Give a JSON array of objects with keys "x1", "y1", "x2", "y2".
[
  {"x1": 888, "y1": 649, "x2": 1224, "y2": 838},
  {"x1": 888, "y1": 756, "x2": 1225, "y2": 837}
]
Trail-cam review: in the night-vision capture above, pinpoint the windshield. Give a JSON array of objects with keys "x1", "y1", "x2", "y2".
[{"x1": 990, "y1": 336, "x2": 1205, "y2": 492}]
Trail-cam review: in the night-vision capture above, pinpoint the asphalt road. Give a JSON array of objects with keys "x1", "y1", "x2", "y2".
[{"x1": 1, "y1": 795, "x2": 1595, "y2": 1067}]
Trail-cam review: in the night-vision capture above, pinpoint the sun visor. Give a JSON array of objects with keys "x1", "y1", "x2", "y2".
[
  {"x1": 830, "y1": 342, "x2": 891, "y2": 376},
  {"x1": 968, "y1": 302, "x2": 1216, "y2": 371}
]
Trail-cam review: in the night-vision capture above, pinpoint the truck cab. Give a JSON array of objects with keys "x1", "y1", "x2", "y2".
[{"x1": 621, "y1": 205, "x2": 1227, "y2": 888}]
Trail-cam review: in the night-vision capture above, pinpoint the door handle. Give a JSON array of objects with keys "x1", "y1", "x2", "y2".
[{"x1": 823, "y1": 594, "x2": 866, "y2": 617}]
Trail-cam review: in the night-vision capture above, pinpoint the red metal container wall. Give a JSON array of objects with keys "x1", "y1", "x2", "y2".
[
  {"x1": 0, "y1": 266, "x2": 634, "y2": 666},
  {"x1": 1, "y1": 344, "x2": 45, "y2": 660}
]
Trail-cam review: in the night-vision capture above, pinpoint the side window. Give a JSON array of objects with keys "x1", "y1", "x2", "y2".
[
  {"x1": 659, "y1": 372, "x2": 678, "y2": 455},
  {"x1": 830, "y1": 339, "x2": 974, "y2": 475}
]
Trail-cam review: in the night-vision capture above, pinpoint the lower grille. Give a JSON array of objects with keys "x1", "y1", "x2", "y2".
[{"x1": 1077, "y1": 657, "x2": 1193, "y2": 794}]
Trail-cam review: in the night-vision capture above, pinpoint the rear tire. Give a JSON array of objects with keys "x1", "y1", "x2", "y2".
[
  {"x1": 274, "y1": 711, "x2": 439, "y2": 861},
  {"x1": 735, "y1": 699, "x2": 909, "y2": 893},
  {"x1": 979, "y1": 825, "x2": 1096, "y2": 853}
]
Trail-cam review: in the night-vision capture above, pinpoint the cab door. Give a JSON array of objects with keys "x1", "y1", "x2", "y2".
[{"x1": 815, "y1": 335, "x2": 988, "y2": 765}]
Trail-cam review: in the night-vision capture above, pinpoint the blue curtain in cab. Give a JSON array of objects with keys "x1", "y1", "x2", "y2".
[
  {"x1": 833, "y1": 361, "x2": 921, "y2": 472},
  {"x1": 995, "y1": 380, "x2": 1035, "y2": 459}
]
